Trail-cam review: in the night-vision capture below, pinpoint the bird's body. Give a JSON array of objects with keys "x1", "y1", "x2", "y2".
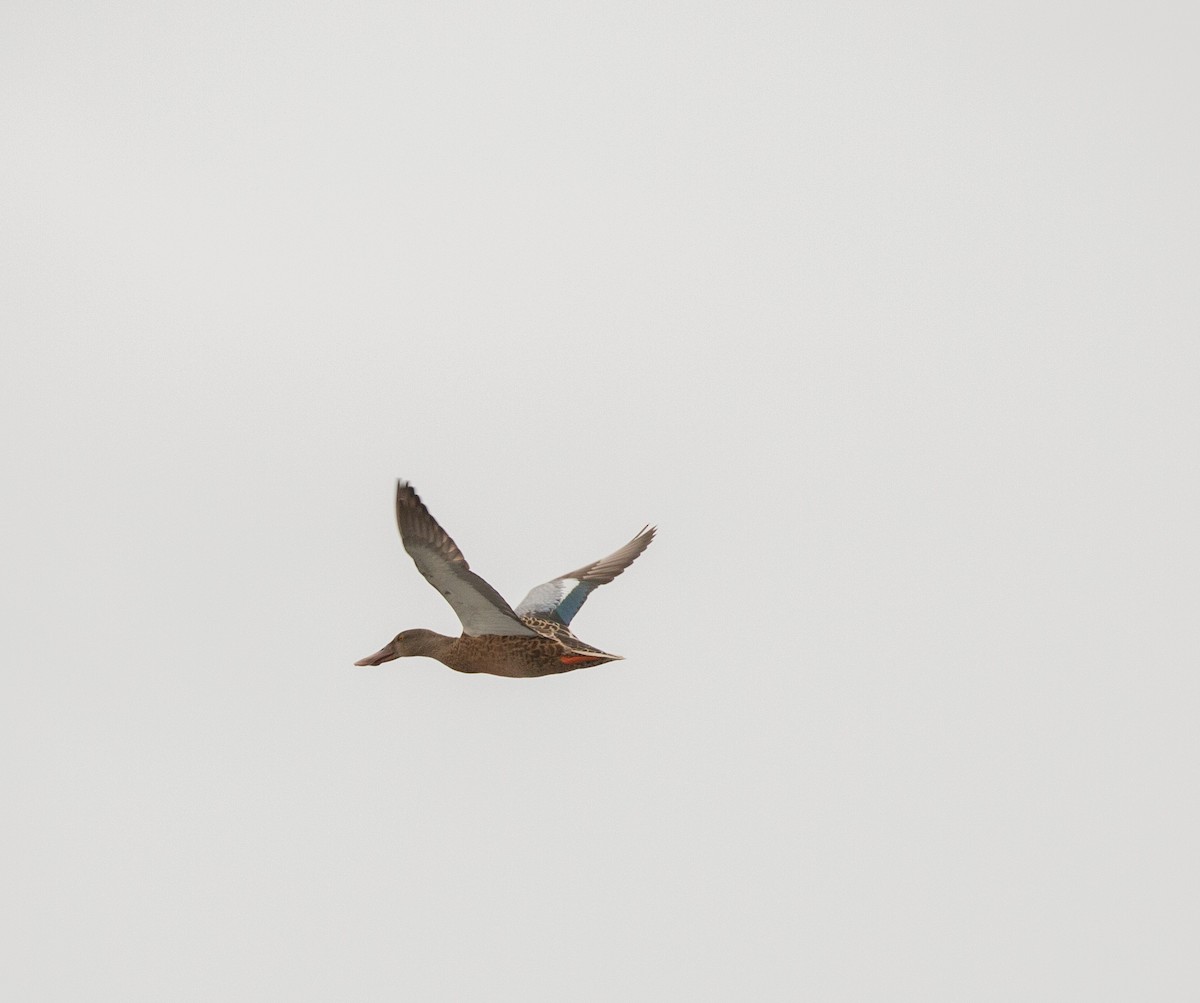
[
  {"x1": 366, "y1": 628, "x2": 618, "y2": 677},
  {"x1": 355, "y1": 482, "x2": 654, "y2": 678}
]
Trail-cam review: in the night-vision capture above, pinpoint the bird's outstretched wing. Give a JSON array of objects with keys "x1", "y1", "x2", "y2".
[
  {"x1": 515, "y1": 526, "x2": 656, "y2": 626},
  {"x1": 395, "y1": 481, "x2": 538, "y2": 637}
]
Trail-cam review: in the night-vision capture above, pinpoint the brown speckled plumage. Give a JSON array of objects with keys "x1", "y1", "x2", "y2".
[
  {"x1": 355, "y1": 482, "x2": 654, "y2": 678},
  {"x1": 432, "y1": 632, "x2": 616, "y2": 677}
]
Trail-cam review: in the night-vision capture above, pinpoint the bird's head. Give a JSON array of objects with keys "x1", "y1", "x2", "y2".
[{"x1": 354, "y1": 628, "x2": 446, "y2": 666}]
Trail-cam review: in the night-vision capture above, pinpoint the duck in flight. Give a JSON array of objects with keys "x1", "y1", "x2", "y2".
[{"x1": 355, "y1": 481, "x2": 655, "y2": 677}]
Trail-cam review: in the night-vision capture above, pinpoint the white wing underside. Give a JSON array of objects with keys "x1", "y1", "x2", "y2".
[
  {"x1": 395, "y1": 483, "x2": 538, "y2": 638},
  {"x1": 404, "y1": 543, "x2": 539, "y2": 637}
]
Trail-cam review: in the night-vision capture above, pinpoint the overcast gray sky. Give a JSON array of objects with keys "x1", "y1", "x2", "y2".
[{"x1": 3, "y1": 1, "x2": 1197, "y2": 999}]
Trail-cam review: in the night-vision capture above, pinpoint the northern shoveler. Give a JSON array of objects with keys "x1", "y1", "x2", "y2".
[{"x1": 355, "y1": 481, "x2": 655, "y2": 677}]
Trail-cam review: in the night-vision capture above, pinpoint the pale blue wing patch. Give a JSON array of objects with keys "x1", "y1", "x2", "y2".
[{"x1": 516, "y1": 580, "x2": 574, "y2": 618}]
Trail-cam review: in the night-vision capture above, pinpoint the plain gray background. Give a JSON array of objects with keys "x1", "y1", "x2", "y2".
[{"x1": 3, "y1": 1, "x2": 1197, "y2": 999}]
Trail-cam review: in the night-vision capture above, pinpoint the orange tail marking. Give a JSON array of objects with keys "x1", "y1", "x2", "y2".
[{"x1": 559, "y1": 655, "x2": 596, "y2": 665}]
